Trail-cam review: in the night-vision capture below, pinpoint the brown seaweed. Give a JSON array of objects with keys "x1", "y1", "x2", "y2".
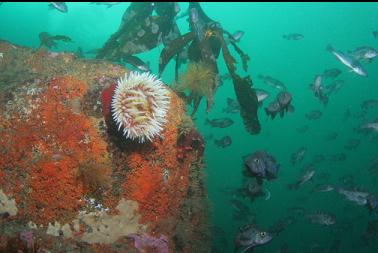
[
  {"x1": 232, "y1": 75, "x2": 261, "y2": 134},
  {"x1": 159, "y1": 31, "x2": 195, "y2": 76},
  {"x1": 96, "y1": 2, "x2": 181, "y2": 63},
  {"x1": 96, "y1": 2, "x2": 158, "y2": 60},
  {"x1": 97, "y1": 2, "x2": 261, "y2": 134}
]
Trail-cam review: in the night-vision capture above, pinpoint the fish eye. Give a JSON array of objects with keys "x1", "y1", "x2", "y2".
[
  {"x1": 254, "y1": 158, "x2": 259, "y2": 163},
  {"x1": 260, "y1": 232, "x2": 266, "y2": 237}
]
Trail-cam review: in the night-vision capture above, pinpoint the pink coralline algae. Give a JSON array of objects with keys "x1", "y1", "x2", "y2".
[
  {"x1": 20, "y1": 230, "x2": 34, "y2": 250},
  {"x1": 127, "y1": 233, "x2": 169, "y2": 253}
]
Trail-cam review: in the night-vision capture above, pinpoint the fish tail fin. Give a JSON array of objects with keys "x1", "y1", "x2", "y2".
[
  {"x1": 282, "y1": 35, "x2": 287, "y2": 39},
  {"x1": 48, "y1": 3, "x2": 54, "y2": 10},
  {"x1": 326, "y1": 44, "x2": 334, "y2": 52},
  {"x1": 257, "y1": 74, "x2": 263, "y2": 79},
  {"x1": 205, "y1": 119, "x2": 210, "y2": 125}
]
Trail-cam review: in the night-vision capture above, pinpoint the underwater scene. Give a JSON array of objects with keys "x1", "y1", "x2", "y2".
[{"x1": 0, "y1": 2, "x2": 378, "y2": 253}]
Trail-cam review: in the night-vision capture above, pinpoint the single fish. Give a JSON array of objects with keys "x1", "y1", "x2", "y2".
[
  {"x1": 258, "y1": 75, "x2": 286, "y2": 90},
  {"x1": 288, "y1": 169, "x2": 315, "y2": 190},
  {"x1": 230, "y1": 30, "x2": 245, "y2": 43},
  {"x1": 313, "y1": 184, "x2": 334, "y2": 193},
  {"x1": 348, "y1": 46, "x2": 378, "y2": 62},
  {"x1": 277, "y1": 91, "x2": 295, "y2": 117},
  {"x1": 90, "y1": 2, "x2": 121, "y2": 8},
  {"x1": 325, "y1": 79, "x2": 344, "y2": 96},
  {"x1": 352, "y1": 110, "x2": 368, "y2": 120},
  {"x1": 214, "y1": 136, "x2": 232, "y2": 148},
  {"x1": 326, "y1": 153, "x2": 346, "y2": 162},
  {"x1": 361, "y1": 122, "x2": 378, "y2": 132},
  {"x1": 245, "y1": 179, "x2": 264, "y2": 197},
  {"x1": 235, "y1": 224, "x2": 273, "y2": 253},
  {"x1": 265, "y1": 101, "x2": 281, "y2": 119},
  {"x1": 337, "y1": 188, "x2": 369, "y2": 206},
  {"x1": 222, "y1": 97, "x2": 240, "y2": 113},
  {"x1": 298, "y1": 169, "x2": 316, "y2": 186},
  {"x1": 306, "y1": 211, "x2": 336, "y2": 226},
  {"x1": 123, "y1": 55, "x2": 150, "y2": 72},
  {"x1": 310, "y1": 75, "x2": 328, "y2": 105},
  {"x1": 327, "y1": 45, "x2": 368, "y2": 77},
  {"x1": 361, "y1": 99, "x2": 378, "y2": 110},
  {"x1": 49, "y1": 2, "x2": 68, "y2": 13},
  {"x1": 291, "y1": 147, "x2": 307, "y2": 165},
  {"x1": 265, "y1": 91, "x2": 294, "y2": 119},
  {"x1": 244, "y1": 151, "x2": 280, "y2": 181},
  {"x1": 373, "y1": 31, "x2": 378, "y2": 38},
  {"x1": 306, "y1": 154, "x2": 326, "y2": 167},
  {"x1": 323, "y1": 68, "x2": 342, "y2": 79},
  {"x1": 269, "y1": 216, "x2": 296, "y2": 236},
  {"x1": 255, "y1": 89, "x2": 270, "y2": 105},
  {"x1": 283, "y1": 33, "x2": 304, "y2": 40},
  {"x1": 39, "y1": 32, "x2": 73, "y2": 49},
  {"x1": 344, "y1": 139, "x2": 360, "y2": 150},
  {"x1": 205, "y1": 118, "x2": 234, "y2": 128},
  {"x1": 305, "y1": 110, "x2": 322, "y2": 120},
  {"x1": 231, "y1": 198, "x2": 250, "y2": 215},
  {"x1": 324, "y1": 132, "x2": 338, "y2": 141},
  {"x1": 296, "y1": 125, "x2": 309, "y2": 133}
]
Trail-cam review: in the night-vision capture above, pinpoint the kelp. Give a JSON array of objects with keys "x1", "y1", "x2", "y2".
[
  {"x1": 159, "y1": 32, "x2": 195, "y2": 76},
  {"x1": 96, "y1": 2, "x2": 154, "y2": 60},
  {"x1": 232, "y1": 74, "x2": 261, "y2": 134},
  {"x1": 97, "y1": 2, "x2": 261, "y2": 134},
  {"x1": 229, "y1": 40, "x2": 250, "y2": 72},
  {"x1": 96, "y1": 2, "x2": 180, "y2": 63},
  {"x1": 157, "y1": 2, "x2": 260, "y2": 133},
  {"x1": 219, "y1": 30, "x2": 260, "y2": 134}
]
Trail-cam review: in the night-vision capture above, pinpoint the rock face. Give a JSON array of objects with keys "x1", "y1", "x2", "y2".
[{"x1": 0, "y1": 41, "x2": 210, "y2": 253}]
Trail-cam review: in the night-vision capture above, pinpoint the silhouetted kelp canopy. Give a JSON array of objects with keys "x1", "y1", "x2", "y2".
[{"x1": 96, "y1": 2, "x2": 261, "y2": 134}]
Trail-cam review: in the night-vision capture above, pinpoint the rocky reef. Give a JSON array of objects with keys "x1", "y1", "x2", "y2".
[{"x1": 0, "y1": 40, "x2": 210, "y2": 253}]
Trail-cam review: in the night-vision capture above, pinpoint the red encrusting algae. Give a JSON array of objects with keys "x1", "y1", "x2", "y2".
[
  {"x1": 0, "y1": 76, "x2": 112, "y2": 225},
  {"x1": 122, "y1": 93, "x2": 198, "y2": 227},
  {"x1": 0, "y1": 42, "x2": 210, "y2": 252}
]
